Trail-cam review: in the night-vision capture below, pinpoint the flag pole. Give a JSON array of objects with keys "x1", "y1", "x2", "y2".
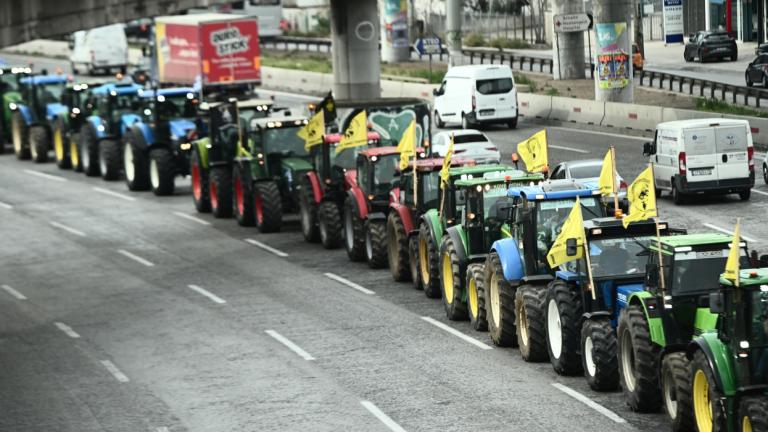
[
  {"x1": 583, "y1": 240, "x2": 597, "y2": 300},
  {"x1": 235, "y1": 103, "x2": 243, "y2": 155},
  {"x1": 611, "y1": 146, "x2": 619, "y2": 215},
  {"x1": 412, "y1": 124, "x2": 418, "y2": 208}
]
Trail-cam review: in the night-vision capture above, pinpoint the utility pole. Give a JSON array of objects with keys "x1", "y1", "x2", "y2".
[
  {"x1": 446, "y1": 0, "x2": 462, "y2": 65},
  {"x1": 593, "y1": 0, "x2": 633, "y2": 102},
  {"x1": 552, "y1": 0, "x2": 586, "y2": 80},
  {"x1": 635, "y1": 0, "x2": 645, "y2": 58}
]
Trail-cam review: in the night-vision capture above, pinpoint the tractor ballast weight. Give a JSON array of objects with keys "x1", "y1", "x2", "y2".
[{"x1": 10, "y1": 74, "x2": 70, "y2": 162}]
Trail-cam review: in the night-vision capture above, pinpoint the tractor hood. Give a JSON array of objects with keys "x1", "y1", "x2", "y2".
[
  {"x1": 169, "y1": 118, "x2": 196, "y2": 141},
  {"x1": 280, "y1": 157, "x2": 312, "y2": 173}
]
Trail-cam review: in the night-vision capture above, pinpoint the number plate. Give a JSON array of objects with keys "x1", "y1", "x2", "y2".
[{"x1": 690, "y1": 168, "x2": 712, "y2": 176}]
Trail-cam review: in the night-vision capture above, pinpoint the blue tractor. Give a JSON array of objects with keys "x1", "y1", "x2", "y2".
[
  {"x1": 482, "y1": 181, "x2": 607, "y2": 360},
  {"x1": 10, "y1": 74, "x2": 70, "y2": 162},
  {"x1": 122, "y1": 87, "x2": 199, "y2": 195},
  {"x1": 77, "y1": 81, "x2": 143, "y2": 178}
]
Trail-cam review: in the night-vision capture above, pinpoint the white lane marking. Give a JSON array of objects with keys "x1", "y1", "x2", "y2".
[
  {"x1": 264, "y1": 330, "x2": 315, "y2": 361},
  {"x1": 173, "y1": 211, "x2": 211, "y2": 226},
  {"x1": 702, "y1": 223, "x2": 758, "y2": 243},
  {"x1": 117, "y1": 249, "x2": 155, "y2": 267},
  {"x1": 324, "y1": 272, "x2": 375, "y2": 295},
  {"x1": 751, "y1": 188, "x2": 768, "y2": 197},
  {"x1": 420, "y1": 316, "x2": 493, "y2": 350},
  {"x1": 49, "y1": 221, "x2": 86, "y2": 237},
  {"x1": 552, "y1": 383, "x2": 627, "y2": 424},
  {"x1": 93, "y1": 187, "x2": 137, "y2": 202},
  {"x1": 54, "y1": 322, "x2": 81, "y2": 338},
  {"x1": 187, "y1": 284, "x2": 226, "y2": 304},
  {"x1": 24, "y1": 169, "x2": 67, "y2": 182},
  {"x1": 0, "y1": 200, "x2": 13, "y2": 209},
  {"x1": 360, "y1": 401, "x2": 408, "y2": 432},
  {"x1": 244, "y1": 238, "x2": 289, "y2": 257},
  {"x1": 1, "y1": 284, "x2": 27, "y2": 300},
  {"x1": 156, "y1": 428, "x2": 170, "y2": 432},
  {"x1": 100, "y1": 360, "x2": 130, "y2": 383},
  {"x1": 549, "y1": 126, "x2": 649, "y2": 141},
  {"x1": 549, "y1": 144, "x2": 590, "y2": 154}
]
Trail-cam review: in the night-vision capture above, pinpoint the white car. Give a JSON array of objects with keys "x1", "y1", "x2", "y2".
[
  {"x1": 549, "y1": 159, "x2": 628, "y2": 198},
  {"x1": 432, "y1": 130, "x2": 501, "y2": 164}
]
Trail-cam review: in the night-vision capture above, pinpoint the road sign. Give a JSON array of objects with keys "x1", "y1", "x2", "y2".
[
  {"x1": 414, "y1": 37, "x2": 441, "y2": 56},
  {"x1": 553, "y1": 13, "x2": 593, "y2": 33}
]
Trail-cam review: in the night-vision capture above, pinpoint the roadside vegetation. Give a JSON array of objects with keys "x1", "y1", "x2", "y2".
[
  {"x1": 696, "y1": 98, "x2": 768, "y2": 118},
  {"x1": 464, "y1": 32, "x2": 531, "y2": 49}
]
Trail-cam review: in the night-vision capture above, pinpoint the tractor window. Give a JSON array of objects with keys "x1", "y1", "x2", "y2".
[
  {"x1": 35, "y1": 83, "x2": 65, "y2": 105},
  {"x1": 751, "y1": 290, "x2": 768, "y2": 381},
  {"x1": 332, "y1": 146, "x2": 362, "y2": 170},
  {"x1": 239, "y1": 107, "x2": 268, "y2": 127},
  {"x1": 263, "y1": 127, "x2": 308, "y2": 156},
  {"x1": 371, "y1": 154, "x2": 400, "y2": 196},
  {"x1": 401, "y1": 172, "x2": 413, "y2": 205},
  {"x1": 670, "y1": 248, "x2": 750, "y2": 295},
  {"x1": 483, "y1": 184, "x2": 510, "y2": 219},
  {"x1": 357, "y1": 156, "x2": 370, "y2": 193},
  {"x1": 588, "y1": 236, "x2": 653, "y2": 278},
  {"x1": 536, "y1": 197, "x2": 600, "y2": 248},
  {"x1": 157, "y1": 94, "x2": 197, "y2": 120},
  {"x1": 420, "y1": 170, "x2": 440, "y2": 209}
]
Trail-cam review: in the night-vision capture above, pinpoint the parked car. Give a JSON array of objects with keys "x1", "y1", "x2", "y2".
[
  {"x1": 632, "y1": 43, "x2": 644, "y2": 71},
  {"x1": 431, "y1": 130, "x2": 500, "y2": 164},
  {"x1": 745, "y1": 54, "x2": 768, "y2": 87},
  {"x1": 683, "y1": 30, "x2": 737, "y2": 62},
  {"x1": 549, "y1": 159, "x2": 627, "y2": 198}
]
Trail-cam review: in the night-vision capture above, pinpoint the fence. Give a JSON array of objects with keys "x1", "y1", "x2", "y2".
[{"x1": 638, "y1": 70, "x2": 768, "y2": 108}]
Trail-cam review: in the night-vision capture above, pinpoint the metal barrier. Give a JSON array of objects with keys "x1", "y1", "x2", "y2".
[
  {"x1": 638, "y1": 70, "x2": 768, "y2": 108},
  {"x1": 262, "y1": 36, "x2": 448, "y2": 61}
]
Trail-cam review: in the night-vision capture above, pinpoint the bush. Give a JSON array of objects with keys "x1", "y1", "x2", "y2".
[
  {"x1": 490, "y1": 37, "x2": 530, "y2": 50},
  {"x1": 696, "y1": 98, "x2": 768, "y2": 118},
  {"x1": 464, "y1": 33, "x2": 486, "y2": 47}
]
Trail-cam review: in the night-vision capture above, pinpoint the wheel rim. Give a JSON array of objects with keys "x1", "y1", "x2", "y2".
[
  {"x1": 12, "y1": 119, "x2": 22, "y2": 153},
  {"x1": 584, "y1": 336, "x2": 596, "y2": 377},
  {"x1": 254, "y1": 191, "x2": 263, "y2": 225},
  {"x1": 620, "y1": 330, "x2": 637, "y2": 392},
  {"x1": 468, "y1": 277, "x2": 478, "y2": 318},
  {"x1": 489, "y1": 273, "x2": 501, "y2": 328},
  {"x1": 150, "y1": 158, "x2": 160, "y2": 189},
  {"x1": 419, "y1": 237, "x2": 430, "y2": 284},
  {"x1": 70, "y1": 140, "x2": 79, "y2": 167},
  {"x1": 210, "y1": 180, "x2": 219, "y2": 211},
  {"x1": 99, "y1": 149, "x2": 107, "y2": 175},
  {"x1": 344, "y1": 204, "x2": 354, "y2": 251},
  {"x1": 124, "y1": 145, "x2": 135, "y2": 181},
  {"x1": 518, "y1": 301, "x2": 530, "y2": 346},
  {"x1": 387, "y1": 222, "x2": 398, "y2": 267},
  {"x1": 191, "y1": 162, "x2": 202, "y2": 201},
  {"x1": 300, "y1": 200, "x2": 311, "y2": 235},
  {"x1": 235, "y1": 176, "x2": 244, "y2": 216},
  {"x1": 319, "y1": 210, "x2": 328, "y2": 242},
  {"x1": 693, "y1": 369, "x2": 713, "y2": 432},
  {"x1": 663, "y1": 367, "x2": 678, "y2": 420},
  {"x1": 442, "y1": 252, "x2": 454, "y2": 304},
  {"x1": 81, "y1": 142, "x2": 90, "y2": 169},
  {"x1": 54, "y1": 129, "x2": 64, "y2": 161},
  {"x1": 365, "y1": 227, "x2": 373, "y2": 260},
  {"x1": 743, "y1": 415, "x2": 753, "y2": 432},
  {"x1": 547, "y1": 299, "x2": 563, "y2": 359}
]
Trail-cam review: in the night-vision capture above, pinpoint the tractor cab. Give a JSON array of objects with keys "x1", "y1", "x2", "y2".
[
  {"x1": 397, "y1": 157, "x2": 473, "y2": 214},
  {"x1": 138, "y1": 87, "x2": 198, "y2": 145},
  {"x1": 17, "y1": 74, "x2": 70, "y2": 121},
  {"x1": 314, "y1": 131, "x2": 382, "y2": 187},
  {"x1": 355, "y1": 146, "x2": 407, "y2": 210},
  {"x1": 196, "y1": 98, "x2": 272, "y2": 167},
  {"x1": 247, "y1": 116, "x2": 311, "y2": 188},
  {"x1": 90, "y1": 82, "x2": 143, "y2": 135}
]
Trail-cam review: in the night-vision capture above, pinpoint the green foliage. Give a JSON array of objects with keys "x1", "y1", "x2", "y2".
[
  {"x1": 464, "y1": 32, "x2": 487, "y2": 47},
  {"x1": 489, "y1": 37, "x2": 531, "y2": 49},
  {"x1": 545, "y1": 88, "x2": 559, "y2": 96},
  {"x1": 513, "y1": 73, "x2": 537, "y2": 92},
  {"x1": 261, "y1": 53, "x2": 332, "y2": 73},
  {"x1": 695, "y1": 98, "x2": 768, "y2": 118}
]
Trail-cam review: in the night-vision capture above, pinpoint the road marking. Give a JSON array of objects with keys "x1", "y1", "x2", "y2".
[
  {"x1": 156, "y1": 428, "x2": 170, "y2": 432},
  {"x1": 54, "y1": 322, "x2": 81, "y2": 338},
  {"x1": 24, "y1": 169, "x2": 67, "y2": 182},
  {"x1": 264, "y1": 330, "x2": 315, "y2": 360},
  {"x1": 549, "y1": 144, "x2": 590, "y2": 154},
  {"x1": 100, "y1": 360, "x2": 130, "y2": 383},
  {"x1": 244, "y1": 239, "x2": 289, "y2": 257},
  {"x1": 187, "y1": 284, "x2": 226, "y2": 304},
  {"x1": 360, "y1": 401, "x2": 408, "y2": 432},
  {"x1": 549, "y1": 126, "x2": 649, "y2": 142},
  {"x1": 49, "y1": 221, "x2": 86, "y2": 237},
  {"x1": 551, "y1": 383, "x2": 626, "y2": 424},
  {"x1": 420, "y1": 316, "x2": 493, "y2": 350},
  {"x1": 93, "y1": 187, "x2": 137, "y2": 202},
  {"x1": 702, "y1": 223, "x2": 758, "y2": 243},
  {"x1": 0, "y1": 200, "x2": 12, "y2": 209},
  {"x1": 1, "y1": 284, "x2": 27, "y2": 300},
  {"x1": 117, "y1": 249, "x2": 155, "y2": 267},
  {"x1": 173, "y1": 211, "x2": 211, "y2": 226},
  {"x1": 324, "y1": 272, "x2": 375, "y2": 295},
  {"x1": 751, "y1": 188, "x2": 768, "y2": 197}
]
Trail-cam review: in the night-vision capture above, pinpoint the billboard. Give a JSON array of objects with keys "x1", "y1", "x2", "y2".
[
  {"x1": 595, "y1": 23, "x2": 631, "y2": 90},
  {"x1": 200, "y1": 20, "x2": 261, "y2": 85},
  {"x1": 663, "y1": 0, "x2": 684, "y2": 44}
]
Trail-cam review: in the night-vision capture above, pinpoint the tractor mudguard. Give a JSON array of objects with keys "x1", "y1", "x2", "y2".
[
  {"x1": 445, "y1": 225, "x2": 469, "y2": 265},
  {"x1": 45, "y1": 102, "x2": 66, "y2": 121},
  {"x1": 168, "y1": 119, "x2": 196, "y2": 140},
  {"x1": 132, "y1": 122, "x2": 154, "y2": 147},
  {"x1": 347, "y1": 187, "x2": 368, "y2": 220},
  {"x1": 193, "y1": 138, "x2": 210, "y2": 169},
  {"x1": 389, "y1": 187, "x2": 400, "y2": 204},
  {"x1": 87, "y1": 116, "x2": 107, "y2": 139},
  {"x1": 389, "y1": 202, "x2": 413, "y2": 233},
  {"x1": 687, "y1": 334, "x2": 736, "y2": 396},
  {"x1": 120, "y1": 113, "x2": 142, "y2": 136},
  {"x1": 583, "y1": 311, "x2": 612, "y2": 321},
  {"x1": 16, "y1": 104, "x2": 33, "y2": 124},
  {"x1": 344, "y1": 170, "x2": 358, "y2": 191},
  {"x1": 421, "y1": 210, "x2": 443, "y2": 244},
  {"x1": 627, "y1": 293, "x2": 666, "y2": 346},
  {"x1": 305, "y1": 171, "x2": 323, "y2": 204},
  {"x1": 367, "y1": 212, "x2": 387, "y2": 222},
  {"x1": 521, "y1": 274, "x2": 553, "y2": 285},
  {"x1": 491, "y1": 238, "x2": 524, "y2": 284},
  {"x1": 555, "y1": 270, "x2": 581, "y2": 282}
]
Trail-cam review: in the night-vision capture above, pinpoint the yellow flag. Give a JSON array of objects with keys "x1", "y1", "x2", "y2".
[
  {"x1": 622, "y1": 166, "x2": 657, "y2": 228},
  {"x1": 598, "y1": 148, "x2": 616, "y2": 196},
  {"x1": 517, "y1": 130, "x2": 549, "y2": 173},
  {"x1": 297, "y1": 110, "x2": 324, "y2": 151},
  {"x1": 547, "y1": 197, "x2": 586, "y2": 269},
  {"x1": 724, "y1": 219, "x2": 741, "y2": 286},
  {"x1": 440, "y1": 133, "x2": 454, "y2": 189},
  {"x1": 336, "y1": 111, "x2": 368, "y2": 154},
  {"x1": 397, "y1": 119, "x2": 416, "y2": 170}
]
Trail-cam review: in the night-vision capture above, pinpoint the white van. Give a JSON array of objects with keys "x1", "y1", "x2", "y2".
[
  {"x1": 643, "y1": 118, "x2": 754, "y2": 204},
  {"x1": 433, "y1": 64, "x2": 518, "y2": 129},
  {"x1": 69, "y1": 24, "x2": 128, "y2": 75}
]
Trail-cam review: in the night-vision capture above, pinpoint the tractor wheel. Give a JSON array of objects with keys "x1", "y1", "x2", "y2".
[
  {"x1": 123, "y1": 133, "x2": 150, "y2": 191},
  {"x1": 11, "y1": 112, "x2": 30, "y2": 160},
  {"x1": 485, "y1": 252, "x2": 518, "y2": 347},
  {"x1": 387, "y1": 212, "x2": 411, "y2": 282},
  {"x1": 515, "y1": 285, "x2": 548, "y2": 362},
  {"x1": 691, "y1": 349, "x2": 726, "y2": 432},
  {"x1": 209, "y1": 166, "x2": 233, "y2": 218},
  {"x1": 343, "y1": 197, "x2": 366, "y2": 261},
  {"x1": 546, "y1": 280, "x2": 583, "y2": 375},
  {"x1": 466, "y1": 263, "x2": 487, "y2": 331},
  {"x1": 69, "y1": 134, "x2": 83, "y2": 172},
  {"x1": 365, "y1": 220, "x2": 388, "y2": 269},
  {"x1": 80, "y1": 124, "x2": 100, "y2": 176},
  {"x1": 418, "y1": 221, "x2": 441, "y2": 298},
  {"x1": 318, "y1": 201, "x2": 342, "y2": 249},
  {"x1": 190, "y1": 147, "x2": 210, "y2": 213},
  {"x1": 29, "y1": 125, "x2": 50, "y2": 163},
  {"x1": 581, "y1": 318, "x2": 619, "y2": 391},
  {"x1": 0, "y1": 120, "x2": 4, "y2": 154},
  {"x1": 254, "y1": 181, "x2": 282, "y2": 233},
  {"x1": 299, "y1": 179, "x2": 319, "y2": 242},
  {"x1": 408, "y1": 236, "x2": 422, "y2": 290},
  {"x1": 233, "y1": 164, "x2": 255, "y2": 226},
  {"x1": 52, "y1": 119, "x2": 70, "y2": 169},
  {"x1": 149, "y1": 147, "x2": 175, "y2": 196},
  {"x1": 617, "y1": 304, "x2": 662, "y2": 412},
  {"x1": 738, "y1": 397, "x2": 768, "y2": 432},
  {"x1": 661, "y1": 352, "x2": 694, "y2": 432},
  {"x1": 440, "y1": 237, "x2": 467, "y2": 320},
  {"x1": 99, "y1": 139, "x2": 121, "y2": 180}
]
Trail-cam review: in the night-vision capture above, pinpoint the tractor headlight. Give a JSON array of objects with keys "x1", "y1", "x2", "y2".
[
  {"x1": 371, "y1": 156, "x2": 378, "y2": 162},
  {"x1": 484, "y1": 184, "x2": 491, "y2": 192},
  {"x1": 97, "y1": 125, "x2": 105, "y2": 132},
  {"x1": 476, "y1": 185, "x2": 482, "y2": 192},
  {"x1": 257, "y1": 153, "x2": 263, "y2": 159},
  {"x1": 72, "y1": 107, "x2": 80, "y2": 114},
  {"x1": 468, "y1": 213, "x2": 476, "y2": 220},
  {"x1": 9, "y1": 103, "x2": 17, "y2": 111},
  {"x1": 157, "y1": 95, "x2": 165, "y2": 102},
  {"x1": 180, "y1": 142, "x2": 191, "y2": 151},
  {"x1": 740, "y1": 340, "x2": 750, "y2": 349}
]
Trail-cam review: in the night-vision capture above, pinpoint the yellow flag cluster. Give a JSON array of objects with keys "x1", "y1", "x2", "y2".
[
  {"x1": 724, "y1": 219, "x2": 741, "y2": 286},
  {"x1": 298, "y1": 110, "x2": 324, "y2": 151},
  {"x1": 598, "y1": 148, "x2": 616, "y2": 196},
  {"x1": 546, "y1": 197, "x2": 586, "y2": 269},
  {"x1": 517, "y1": 130, "x2": 549, "y2": 173},
  {"x1": 336, "y1": 111, "x2": 368, "y2": 154},
  {"x1": 439, "y1": 133, "x2": 454, "y2": 189},
  {"x1": 397, "y1": 120, "x2": 416, "y2": 170},
  {"x1": 622, "y1": 166, "x2": 657, "y2": 228}
]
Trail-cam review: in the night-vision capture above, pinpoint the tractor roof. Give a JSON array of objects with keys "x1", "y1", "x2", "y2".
[
  {"x1": 138, "y1": 87, "x2": 196, "y2": 98},
  {"x1": 324, "y1": 131, "x2": 381, "y2": 144},
  {"x1": 454, "y1": 169, "x2": 543, "y2": 187},
  {"x1": 448, "y1": 163, "x2": 516, "y2": 177},
  {"x1": 250, "y1": 117, "x2": 308, "y2": 129},
  {"x1": 360, "y1": 146, "x2": 401, "y2": 158},
  {"x1": 20, "y1": 75, "x2": 69, "y2": 85},
  {"x1": 69, "y1": 82, "x2": 100, "y2": 92},
  {"x1": 506, "y1": 180, "x2": 600, "y2": 200},
  {"x1": 92, "y1": 82, "x2": 143, "y2": 95},
  {"x1": 584, "y1": 217, "x2": 669, "y2": 238},
  {"x1": 650, "y1": 233, "x2": 741, "y2": 256},
  {"x1": 720, "y1": 268, "x2": 768, "y2": 287},
  {"x1": 0, "y1": 66, "x2": 32, "y2": 74},
  {"x1": 239, "y1": 98, "x2": 273, "y2": 109}
]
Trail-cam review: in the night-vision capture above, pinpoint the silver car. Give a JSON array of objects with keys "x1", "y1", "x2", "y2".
[
  {"x1": 431, "y1": 130, "x2": 501, "y2": 164},
  {"x1": 549, "y1": 159, "x2": 627, "y2": 198}
]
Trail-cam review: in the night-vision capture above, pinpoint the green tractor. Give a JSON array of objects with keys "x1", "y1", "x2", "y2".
[
  {"x1": 0, "y1": 65, "x2": 32, "y2": 153},
  {"x1": 616, "y1": 234, "x2": 751, "y2": 429},
  {"x1": 688, "y1": 268, "x2": 768, "y2": 432}
]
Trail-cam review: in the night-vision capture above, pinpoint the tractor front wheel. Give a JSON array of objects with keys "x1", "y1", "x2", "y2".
[
  {"x1": 99, "y1": 139, "x2": 121, "y2": 180},
  {"x1": 299, "y1": 179, "x2": 319, "y2": 242},
  {"x1": 52, "y1": 119, "x2": 70, "y2": 169},
  {"x1": 233, "y1": 164, "x2": 255, "y2": 226},
  {"x1": 254, "y1": 181, "x2": 282, "y2": 233},
  {"x1": 466, "y1": 263, "x2": 487, "y2": 331},
  {"x1": 29, "y1": 125, "x2": 50, "y2": 163},
  {"x1": 408, "y1": 236, "x2": 421, "y2": 290},
  {"x1": 738, "y1": 397, "x2": 768, "y2": 432},
  {"x1": 546, "y1": 280, "x2": 583, "y2": 375},
  {"x1": 515, "y1": 285, "x2": 548, "y2": 362},
  {"x1": 485, "y1": 252, "x2": 518, "y2": 347},
  {"x1": 365, "y1": 220, "x2": 388, "y2": 269},
  {"x1": 418, "y1": 221, "x2": 441, "y2": 298},
  {"x1": 80, "y1": 124, "x2": 100, "y2": 176},
  {"x1": 617, "y1": 304, "x2": 662, "y2": 412},
  {"x1": 661, "y1": 352, "x2": 694, "y2": 432},
  {"x1": 343, "y1": 197, "x2": 366, "y2": 261},
  {"x1": 318, "y1": 201, "x2": 342, "y2": 249},
  {"x1": 123, "y1": 137, "x2": 150, "y2": 191},
  {"x1": 440, "y1": 237, "x2": 467, "y2": 320},
  {"x1": 149, "y1": 147, "x2": 175, "y2": 196},
  {"x1": 209, "y1": 166, "x2": 233, "y2": 218},
  {"x1": 581, "y1": 318, "x2": 619, "y2": 391},
  {"x1": 691, "y1": 349, "x2": 725, "y2": 432},
  {"x1": 387, "y1": 212, "x2": 411, "y2": 281},
  {"x1": 11, "y1": 112, "x2": 30, "y2": 160},
  {"x1": 190, "y1": 147, "x2": 210, "y2": 213}
]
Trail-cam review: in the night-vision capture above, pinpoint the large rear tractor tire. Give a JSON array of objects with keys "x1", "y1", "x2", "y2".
[
  {"x1": 661, "y1": 352, "x2": 694, "y2": 432},
  {"x1": 365, "y1": 220, "x2": 388, "y2": 269},
  {"x1": 546, "y1": 280, "x2": 583, "y2": 375},
  {"x1": 80, "y1": 124, "x2": 100, "y2": 176},
  {"x1": 466, "y1": 263, "x2": 487, "y2": 331},
  {"x1": 343, "y1": 197, "x2": 366, "y2": 261},
  {"x1": 149, "y1": 147, "x2": 176, "y2": 196},
  {"x1": 617, "y1": 304, "x2": 662, "y2": 412},
  {"x1": 29, "y1": 125, "x2": 50, "y2": 163},
  {"x1": 299, "y1": 179, "x2": 319, "y2": 242},
  {"x1": 123, "y1": 133, "x2": 150, "y2": 191},
  {"x1": 233, "y1": 164, "x2": 255, "y2": 226},
  {"x1": 515, "y1": 285, "x2": 549, "y2": 362},
  {"x1": 408, "y1": 236, "x2": 422, "y2": 290},
  {"x1": 440, "y1": 237, "x2": 467, "y2": 320},
  {"x1": 485, "y1": 252, "x2": 518, "y2": 347},
  {"x1": 738, "y1": 397, "x2": 768, "y2": 432},
  {"x1": 387, "y1": 212, "x2": 411, "y2": 281},
  {"x1": 99, "y1": 139, "x2": 121, "y2": 180},
  {"x1": 418, "y1": 221, "x2": 441, "y2": 298},
  {"x1": 581, "y1": 318, "x2": 619, "y2": 391},
  {"x1": 209, "y1": 166, "x2": 233, "y2": 218},
  {"x1": 190, "y1": 147, "x2": 210, "y2": 213},
  {"x1": 254, "y1": 180, "x2": 283, "y2": 233},
  {"x1": 52, "y1": 119, "x2": 71, "y2": 169},
  {"x1": 319, "y1": 201, "x2": 343, "y2": 249},
  {"x1": 11, "y1": 112, "x2": 30, "y2": 160},
  {"x1": 691, "y1": 349, "x2": 726, "y2": 432}
]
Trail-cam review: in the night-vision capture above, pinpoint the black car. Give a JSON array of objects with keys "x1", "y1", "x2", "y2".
[
  {"x1": 683, "y1": 30, "x2": 737, "y2": 62},
  {"x1": 745, "y1": 54, "x2": 768, "y2": 87}
]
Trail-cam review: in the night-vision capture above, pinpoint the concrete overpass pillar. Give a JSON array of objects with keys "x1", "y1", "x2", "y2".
[
  {"x1": 446, "y1": 0, "x2": 462, "y2": 66},
  {"x1": 330, "y1": 0, "x2": 381, "y2": 99},
  {"x1": 552, "y1": 0, "x2": 586, "y2": 80}
]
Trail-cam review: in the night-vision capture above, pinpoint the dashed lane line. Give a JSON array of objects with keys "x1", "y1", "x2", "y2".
[
  {"x1": 100, "y1": 360, "x2": 130, "y2": 383},
  {"x1": 420, "y1": 316, "x2": 493, "y2": 350},
  {"x1": 49, "y1": 221, "x2": 86, "y2": 237},
  {"x1": 702, "y1": 223, "x2": 758, "y2": 243},
  {"x1": 751, "y1": 188, "x2": 768, "y2": 197},
  {"x1": 1, "y1": 284, "x2": 27, "y2": 300},
  {"x1": 54, "y1": 322, "x2": 81, "y2": 339},
  {"x1": 264, "y1": 330, "x2": 315, "y2": 361},
  {"x1": 24, "y1": 169, "x2": 67, "y2": 182},
  {"x1": 244, "y1": 239, "x2": 289, "y2": 257},
  {"x1": 187, "y1": 284, "x2": 226, "y2": 304},
  {"x1": 93, "y1": 187, "x2": 137, "y2": 202},
  {"x1": 552, "y1": 383, "x2": 627, "y2": 424},
  {"x1": 0, "y1": 200, "x2": 12, "y2": 209},
  {"x1": 324, "y1": 273, "x2": 375, "y2": 295},
  {"x1": 360, "y1": 401, "x2": 408, "y2": 432},
  {"x1": 117, "y1": 249, "x2": 155, "y2": 267},
  {"x1": 549, "y1": 144, "x2": 590, "y2": 154},
  {"x1": 173, "y1": 211, "x2": 211, "y2": 226}
]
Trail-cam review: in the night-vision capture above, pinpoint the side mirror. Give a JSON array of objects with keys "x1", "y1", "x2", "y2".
[
  {"x1": 645, "y1": 263, "x2": 660, "y2": 287},
  {"x1": 566, "y1": 238, "x2": 578, "y2": 257},
  {"x1": 709, "y1": 292, "x2": 724, "y2": 314},
  {"x1": 433, "y1": 89, "x2": 438, "y2": 96},
  {"x1": 642, "y1": 141, "x2": 656, "y2": 156}
]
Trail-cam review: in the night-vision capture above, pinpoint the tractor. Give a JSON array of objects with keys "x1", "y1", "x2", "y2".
[
  {"x1": 688, "y1": 268, "x2": 768, "y2": 432},
  {"x1": 0, "y1": 65, "x2": 31, "y2": 153},
  {"x1": 10, "y1": 74, "x2": 70, "y2": 162},
  {"x1": 189, "y1": 98, "x2": 273, "y2": 216},
  {"x1": 122, "y1": 87, "x2": 199, "y2": 195},
  {"x1": 51, "y1": 81, "x2": 99, "y2": 170}
]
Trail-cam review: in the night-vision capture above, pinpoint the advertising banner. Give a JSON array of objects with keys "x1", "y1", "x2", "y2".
[
  {"x1": 383, "y1": 0, "x2": 409, "y2": 49},
  {"x1": 595, "y1": 23, "x2": 630, "y2": 90},
  {"x1": 200, "y1": 19, "x2": 261, "y2": 85},
  {"x1": 155, "y1": 22, "x2": 200, "y2": 84},
  {"x1": 663, "y1": 0, "x2": 684, "y2": 44}
]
